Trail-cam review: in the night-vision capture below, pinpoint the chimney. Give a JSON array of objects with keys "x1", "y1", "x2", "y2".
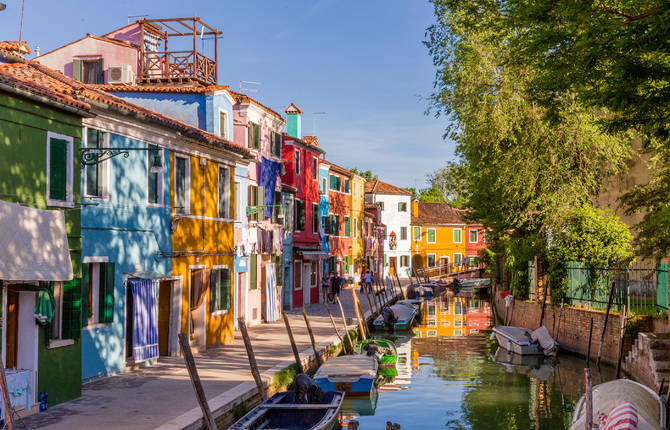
[
  {"x1": 411, "y1": 198, "x2": 419, "y2": 217},
  {"x1": 284, "y1": 103, "x2": 303, "y2": 139}
]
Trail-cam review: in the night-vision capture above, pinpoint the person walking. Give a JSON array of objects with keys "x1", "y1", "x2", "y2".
[
  {"x1": 322, "y1": 273, "x2": 332, "y2": 303},
  {"x1": 364, "y1": 270, "x2": 373, "y2": 294},
  {"x1": 331, "y1": 272, "x2": 342, "y2": 298}
]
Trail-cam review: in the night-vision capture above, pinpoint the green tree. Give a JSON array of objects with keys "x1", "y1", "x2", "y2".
[{"x1": 348, "y1": 167, "x2": 378, "y2": 181}]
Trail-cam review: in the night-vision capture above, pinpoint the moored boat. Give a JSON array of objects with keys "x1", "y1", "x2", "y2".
[
  {"x1": 314, "y1": 355, "x2": 378, "y2": 396},
  {"x1": 570, "y1": 379, "x2": 666, "y2": 430},
  {"x1": 492, "y1": 325, "x2": 558, "y2": 356},
  {"x1": 491, "y1": 347, "x2": 556, "y2": 380},
  {"x1": 354, "y1": 338, "x2": 398, "y2": 366},
  {"x1": 229, "y1": 390, "x2": 344, "y2": 430},
  {"x1": 373, "y1": 302, "x2": 419, "y2": 331}
]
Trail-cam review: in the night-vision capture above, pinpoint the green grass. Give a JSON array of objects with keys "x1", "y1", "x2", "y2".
[{"x1": 271, "y1": 363, "x2": 301, "y2": 389}]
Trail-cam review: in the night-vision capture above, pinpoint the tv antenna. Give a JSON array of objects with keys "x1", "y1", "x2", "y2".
[
  {"x1": 312, "y1": 112, "x2": 327, "y2": 134},
  {"x1": 128, "y1": 14, "x2": 149, "y2": 24},
  {"x1": 240, "y1": 80, "x2": 261, "y2": 93}
]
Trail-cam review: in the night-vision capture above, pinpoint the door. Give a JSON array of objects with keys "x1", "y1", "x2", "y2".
[
  {"x1": 6, "y1": 288, "x2": 19, "y2": 369},
  {"x1": 157, "y1": 280, "x2": 171, "y2": 356},
  {"x1": 238, "y1": 272, "x2": 246, "y2": 320},
  {"x1": 440, "y1": 257, "x2": 450, "y2": 275},
  {"x1": 190, "y1": 270, "x2": 207, "y2": 350},
  {"x1": 389, "y1": 257, "x2": 397, "y2": 277},
  {"x1": 303, "y1": 263, "x2": 312, "y2": 305}
]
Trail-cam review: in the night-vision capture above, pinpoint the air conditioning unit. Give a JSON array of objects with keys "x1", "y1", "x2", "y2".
[{"x1": 108, "y1": 64, "x2": 135, "y2": 85}]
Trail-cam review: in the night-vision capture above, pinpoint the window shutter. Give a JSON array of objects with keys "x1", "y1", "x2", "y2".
[
  {"x1": 275, "y1": 255, "x2": 282, "y2": 286},
  {"x1": 73, "y1": 59, "x2": 82, "y2": 82},
  {"x1": 62, "y1": 278, "x2": 82, "y2": 340},
  {"x1": 250, "y1": 254, "x2": 257, "y2": 290},
  {"x1": 257, "y1": 186, "x2": 265, "y2": 219},
  {"x1": 248, "y1": 124, "x2": 254, "y2": 148},
  {"x1": 49, "y1": 138, "x2": 68, "y2": 201},
  {"x1": 100, "y1": 263, "x2": 115, "y2": 323},
  {"x1": 345, "y1": 217, "x2": 350, "y2": 237},
  {"x1": 210, "y1": 269, "x2": 218, "y2": 312},
  {"x1": 96, "y1": 58, "x2": 104, "y2": 84},
  {"x1": 221, "y1": 268, "x2": 231, "y2": 310},
  {"x1": 44, "y1": 282, "x2": 54, "y2": 344},
  {"x1": 255, "y1": 123, "x2": 261, "y2": 149},
  {"x1": 81, "y1": 263, "x2": 90, "y2": 325}
]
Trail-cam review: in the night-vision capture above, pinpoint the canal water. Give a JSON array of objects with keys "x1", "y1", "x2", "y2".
[{"x1": 340, "y1": 295, "x2": 616, "y2": 429}]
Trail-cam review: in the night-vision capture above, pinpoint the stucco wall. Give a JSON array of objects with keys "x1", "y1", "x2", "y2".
[
  {"x1": 370, "y1": 193, "x2": 412, "y2": 277},
  {"x1": 412, "y1": 224, "x2": 467, "y2": 269}
]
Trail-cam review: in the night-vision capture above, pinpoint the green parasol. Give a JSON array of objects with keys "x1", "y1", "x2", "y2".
[{"x1": 34, "y1": 288, "x2": 54, "y2": 325}]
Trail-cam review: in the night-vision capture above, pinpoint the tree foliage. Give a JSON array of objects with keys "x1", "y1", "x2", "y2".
[{"x1": 348, "y1": 167, "x2": 378, "y2": 181}]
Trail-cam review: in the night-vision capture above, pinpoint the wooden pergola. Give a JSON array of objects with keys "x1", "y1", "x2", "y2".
[{"x1": 137, "y1": 17, "x2": 222, "y2": 85}]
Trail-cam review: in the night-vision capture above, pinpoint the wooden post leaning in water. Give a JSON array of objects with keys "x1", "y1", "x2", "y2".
[
  {"x1": 597, "y1": 282, "x2": 617, "y2": 368},
  {"x1": 324, "y1": 302, "x2": 344, "y2": 347},
  {"x1": 357, "y1": 298, "x2": 371, "y2": 339},
  {"x1": 586, "y1": 317, "x2": 594, "y2": 366},
  {"x1": 335, "y1": 296, "x2": 354, "y2": 353},
  {"x1": 237, "y1": 318, "x2": 267, "y2": 402},
  {"x1": 555, "y1": 299, "x2": 564, "y2": 342},
  {"x1": 351, "y1": 288, "x2": 367, "y2": 341},
  {"x1": 584, "y1": 368, "x2": 593, "y2": 430},
  {"x1": 0, "y1": 359, "x2": 15, "y2": 430},
  {"x1": 362, "y1": 283, "x2": 376, "y2": 315},
  {"x1": 302, "y1": 306, "x2": 323, "y2": 367},
  {"x1": 282, "y1": 313, "x2": 304, "y2": 373},
  {"x1": 178, "y1": 333, "x2": 218, "y2": 430},
  {"x1": 616, "y1": 305, "x2": 627, "y2": 378},
  {"x1": 538, "y1": 280, "x2": 548, "y2": 328},
  {"x1": 373, "y1": 279, "x2": 382, "y2": 311}
]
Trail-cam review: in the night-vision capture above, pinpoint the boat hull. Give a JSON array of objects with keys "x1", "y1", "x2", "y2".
[
  {"x1": 493, "y1": 326, "x2": 544, "y2": 356},
  {"x1": 314, "y1": 376, "x2": 375, "y2": 397}
]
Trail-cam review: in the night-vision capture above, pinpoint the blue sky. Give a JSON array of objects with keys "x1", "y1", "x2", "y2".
[{"x1": 1, "y1": 0, "x2": 455, "y2": 188}]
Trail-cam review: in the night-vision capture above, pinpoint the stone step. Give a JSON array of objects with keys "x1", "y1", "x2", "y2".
[{"x1": 651, "y1": 348, "x2": 670, "y2": 361}]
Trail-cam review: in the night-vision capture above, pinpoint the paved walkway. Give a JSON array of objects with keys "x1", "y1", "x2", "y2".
[{"x1": 20, "y1": 282, "x2": 407, "y2": 429}]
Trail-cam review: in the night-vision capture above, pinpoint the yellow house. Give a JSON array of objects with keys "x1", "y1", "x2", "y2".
[
  {"x1": 350, "y1": 173, "x2": 366, "y2": 279},
  {"x1": 170, "y1": 141, "x2": 251, "y2": 351},
  {"x1": 413, "y1": 296, "x2": 467, "y2": 337},
  {"x1": 410, "y1": 200, "x2": 467, "y2": 273}
]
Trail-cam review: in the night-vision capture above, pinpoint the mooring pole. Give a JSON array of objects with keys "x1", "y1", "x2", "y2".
[
  {"x1": 302, "y1": 306, "x2": 323, "y2": 367},
  {"x1": 178, "y1": 333, "x2": 218, "y2": 430},
  {"x1": 336, "y1": 296, "x2": 354, "y2": 353},
  {"x1": 616, "y1": 305, "x2": 627, "y2": 378},
  {"x1": 373, "y1": 279, "x2": 382, "y2": 311},
  {"x1": 586, "y1": 317, "x2": 594, "y2": 366},
  {"x1": 237, "y1": 318, "x2": 267, "y2": 402},
  {"x1": 351, "y1": 288, "x2": 367, "y2": 340},
  {"x1": 597, "y1": 281, "x2": 617, "y2": 368},
  {"x1": 555, "y1": 299, "x2": 564, "y2": 341},
  {"x1": 282, "y1": 313, "x2": 304, "y2": 373},
  {"x1": 324, "y1": 301, "x2": 344, "y2": 347},
  {"x1": 538, "y1": 281, "x2": 548, "y2": 327},
  {"x1": 584, "y1": 368, "x2": 593, "y2": 430},
  {"x1": 362, "y1": 283, "x2": 376, "y2": 314}
]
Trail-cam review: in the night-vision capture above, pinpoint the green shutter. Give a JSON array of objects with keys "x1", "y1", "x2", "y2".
[
  {"x1": 275, "y1": 256, "x2": 282, "y2": 286},
  {"x1": 210, "y1": 269, "x2": 219, "y2": 312},
  {"x1": 257, "y1": 186, "x2": 265, "y2": 219},
  {"x1": 49, "y1": 138, "x2": 68, "y2": 201},
  {"x1": 81, "y1": 263, "x2": 90, "y2": 325},
  {"x1": 250, "y1": 254, "x2": 258, "y2": 290},
  {"x1": 96, "y1": 58, "x2": 104, "y2": 84},
  {"x1": 299, "y1": 201, "x2": 306, "y2": 231},
  {"x1": 221, "y1": 268, "x2": 231, "y2": 310},
  {"x1": 248, "y1": 123, "x2": 254, "y2": 148},
  {"x1": 62, "y1": 278, "x2": 82, "y2": 340},
  {"x1": 345, "y1": 217, "x2": 350, "y2": 237},
  {"x1": 255, "y1": 124, "x2": 261, "y2": 149},
  {"x1": 73, "y1": 59, "x2": 82, "y2": 82},
  {"x1": 100, "y1": 263, "x2": 115, "y2": 323}
]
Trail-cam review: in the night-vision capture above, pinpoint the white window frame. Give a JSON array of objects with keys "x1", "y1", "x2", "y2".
[
  {"x1": 427, "y1": 253, "x2": 437, "y2": 268},
  {"x1": 46, "y1": 131, "x2": 74, "y2": 208},
  {"x1": 218, "y1": 108, "x2": 229, "y2": 140},
  {"x1": 83, "y1": 128, "x2": 109, "y2": 200},
  {"x1": 174, "y1": 154, "x2": 191, "y2": 214},
  {"x1": 294, "y1": 198, "x2": 303, "y2": 232},
  {"x1": 146, "y1": 144, "x2": 164, "y2": 206},
  {"x1": 453, "y1": 228, "x2": 463, "y2": 244},
  {"x1": 413, "y1": 226, "x2": 421, "y2": 242},
  {"x1": 453, "y1": 253, "x2": 463, "y2": 267},
  {"x1": 426, "y1": 228, "x2": 437, "y2": 244},
  {"x1": 234, "y1": 180, "x2": 242, "y2": 222},
  {"x1": 400, "y1": 226, "x2": 408, "y2": 241},
  {"x1": 312, "y1": 156, "x2": 318, "y2": 181},
  {"x1": 218, "y1": 164, "x2": 230, "y2": 219},
  {"x1": 469, "y1": 229, "x2": 478, "y2": 244}
]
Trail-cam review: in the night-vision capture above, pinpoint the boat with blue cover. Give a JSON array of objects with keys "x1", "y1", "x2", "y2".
[{"x1": 313, "y1": 355, "x2": 378, "y2": 397}]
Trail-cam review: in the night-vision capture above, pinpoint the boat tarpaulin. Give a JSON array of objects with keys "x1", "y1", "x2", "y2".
[
  {"x1": 0, "y1": 200, "x2": 73, "y2": 281},
  {"x1": 264, "y1": 262, "x2": 278, "y2": 323},
  {"x1": 129, "y1": 279, "x2": 159, "y2": 362}
]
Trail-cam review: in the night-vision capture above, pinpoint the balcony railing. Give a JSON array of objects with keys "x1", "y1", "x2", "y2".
[{"x1": 140, "y1": 50, "x2": 217, "y2": 85}]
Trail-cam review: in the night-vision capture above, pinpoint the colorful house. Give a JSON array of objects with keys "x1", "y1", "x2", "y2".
[
  {"x1": 326, "y1": 162, "x2": 352, "y2": 277},
  {"x1": 364, "y1": 203, "x2": 386, "y2": 279},
  {"x1": 410, "y1": 200, "x2": 467, "y2": 273},
  {"x1": 231, "y1": 91, "x2": 285, "y2": 326},
  {"x1": 0, "y1": 51, "x2": 89, "y2": 407},
  {"x1": 350, "y1": 173, "x2": 366, "y2": 282},
  {"x1": 281, "y1": 105, "x2": 325, "y2": 308},
  {"x1": 318, "y1": 159, "x2": 331, "y2": 277},
  {"x1": 465, "y1": 223, "x2": 487, "y2": 267},
  {"x1": 365, "y1": 180, "x2": 412, "y2": 278},
  {"x1": 465, "y1": 298, "x2": 492, "y2": 335}
]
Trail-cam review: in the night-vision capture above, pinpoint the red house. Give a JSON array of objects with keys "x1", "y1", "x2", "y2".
[
  {"x1": 281, "y1": 103, "x2": 325, "y2": 308},
  {"x1": 465, "y1": 223, "x2": 487, "y2": 267},
  {"x1": 325, "y1": 162, "x2": 352, "y2": 277}
]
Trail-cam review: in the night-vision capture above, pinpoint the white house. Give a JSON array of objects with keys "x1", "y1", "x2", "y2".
[{"x1": 364, "y1": 179, "x2": 412, "y2": 278}]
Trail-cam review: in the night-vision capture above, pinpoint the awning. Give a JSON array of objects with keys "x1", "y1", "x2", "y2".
[
  {"x1": 124, "y1": 270, "x2": 169, "y2": 280},
  {"x1": 299, "y1": 250, "x2": 328, "y2": 260},
  {"x1": 0, "y1": 200, "x2": 73, "y2": 281}
]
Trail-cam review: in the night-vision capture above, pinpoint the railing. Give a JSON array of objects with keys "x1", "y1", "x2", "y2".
[
  {"x1": 413, "y1": 262, "x2": 483, "y2": 282},
  {"x1": 140, "y1": 50, "x2": 217, "y2": 84}
]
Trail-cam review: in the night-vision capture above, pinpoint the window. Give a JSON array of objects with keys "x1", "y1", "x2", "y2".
[
  {"x1": 344, "y1": 256, "x2": 349, "y2": 273},
  {"x1": 453, "y1": 253, "x2": 463, "y2": 267},
  {"x1": 427, "y1": 228, "x2": 436, "y2": 243},
  {"x1": 250, "y1": 254, "x2": 258, "y2": 290},
  {"x1": 85, "y1": 128, "x2": 106, "y2": 198},
  {"x1": 455, "y1": 318, "x2": 463, "y2": 327},
  {"x1": 467, "y1": 256, "x2": 478, "y2": 267},
  {"x1": 294, "y1": 150, "x2": 300, "y2": 174},
  {"x1": 353, "y1": 218, "x2": 357, "y2": 238},
  {"x1": 294, "y1": 261, "x2": 302, "y2": 290},
  {"x1": 413, "y1": 226, "x2": 421, "y2": 241},
  {"x1": 454, "y1": 300, "x2": 462, "y2": 315},
  {"x1": 378, "y1": 201, "x2": 384, "y2": 211},
  {"x1": 47, "y1": 278, "x2": 83, "y2": 342},
  {"x1": 210, "y1": 268, "x2": 231, "y2": 312},
  {"x1": 400, "y1": 255, "x2": 409, "y2": 267},
  {"x1": 73, "y1": 58, "x2": 104, "y2": 84},
  {"x1": 398, "y1": 202, "x2": 407, "y2": 212},
  {"x1": 312, "y1": 203, "x2": 319, "y2": 234},
  {"x1": 175, "y1": 156, "x2": 190, "y2": 214},
  {"x1": 344, "y1": 179, "x2": 350, "y2": 193},
  {"x1": 147, "y1": 144, "x2": 162, "y2": 205},
  {"x1": 400, "y1": 226, "x2": 407, "y2": 240},
  {"x1": 82, "y1": 262, "x2": 115, "y2": 326},
  {"x1": 271, "y1": 131, "x2": 282, "y2": 158},
  {"x1": 329, "y1": 174, "x2": 340, "y2": 191},
  {"x1": 310, "y1": 262, "x2": 317, "y2": 286},
  {"x1": 344, "y1": 216, "x2": 350, "y2": 237},
  {"x1": 453, "y1": 228, "x2": 462, "y2": 243},
  {"x1": 427, "y1": 254, "x2": 436, "y2": 267},
  {"x1": 312, "y1": 157, "x2": 317, "y2": 180},
  {"x1": 219, "y1": 111, "x2": 228, "y2": 139},
  {"x1": 321, "y1": 178, "x2": 327, "y2": 193},
  {"x1": 469, "y1": 229, "x2": 478, "y2": 243},
  {"x1": 248, "y1": 185, "x2": 265, "y2": 222},
  {"x1": 46, "y1": 132, "x2": 74, "y2": 207},
  {"x1": 272, "y1": 191, "x2": 282, "y2": 224},
  {"x1": 218, "y1": 166, "x2": 229, "y2": 218},
  {"x1": 294, "y1": 200, "x2": 305, "y2": 231},
  {"x1": 234, "y1": 181, "x2": 242, "y2": 221},
  {"x1": 333, "y1": 214, "x2": 340, "y2": 235},
  {"x1": 248, "y1": 122, "x2": 260, "y2": 149}
]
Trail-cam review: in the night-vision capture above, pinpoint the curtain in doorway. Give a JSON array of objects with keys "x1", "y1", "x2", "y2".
[
  {"x1": 129, "y1": 279, "x2": 158, "y2": 362},
  {"x1": 265, "y1": 263, "x2": 277, "y2": 322}
]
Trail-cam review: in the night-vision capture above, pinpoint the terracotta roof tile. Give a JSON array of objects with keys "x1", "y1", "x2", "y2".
[
  {"x1": 0, "y1": 60, "x2": 251, "y2": 158},
  {"x1": 325, "y1": 160, "x2": 353, "y2": 176},
  {"x1": 284, "y1": 103, "x2": 303, "y2": 114},
  {"x1": 95, "y1": 84, "x2": 228, "y2": 94},
  {"x1": 412, "y1": 202, "x2": 466, "y2": 225},
  {"x1": 229, "y1": 90, "x2": 284, "y2": 120},
  {"x1": 0, "y1": 41, "x2": 30, "y2": 56},
  {"x1": 302, "y1": 136, "x2": 318, "y2": 146},
  {"x1": 0, "y1": 68, "x2": 90, "y2": 111},
  {"x1": 364, "y1": 179, "x2": 411, "y2": 196}
]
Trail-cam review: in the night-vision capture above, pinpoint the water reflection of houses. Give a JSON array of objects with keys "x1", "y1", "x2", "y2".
[{"x1": 413, "y1": 295, "x2": 491, "y2": 338}]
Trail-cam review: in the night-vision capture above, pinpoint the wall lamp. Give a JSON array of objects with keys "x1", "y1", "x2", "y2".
[{"x1": 80, "y1": 147, "x2": 162, "y2": 171}]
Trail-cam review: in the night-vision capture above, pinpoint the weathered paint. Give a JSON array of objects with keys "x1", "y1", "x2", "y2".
[{"x1": 0, "y1": 91, "x2": 83, "y2": 405}]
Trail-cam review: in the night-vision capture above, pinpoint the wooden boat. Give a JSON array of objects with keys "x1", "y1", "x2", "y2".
[
  {"x1": 354, "y1": 339, "x2": 398, "y2": 366},
  {"x1": 492, "y1": 325, "x2": 558, "y2": 356},
  {"x1": 372, "y1": 301, "x2": 419, "y2": 331},
  {"x1": 313, "y1": 355, "x2": 378, "y2": 396},
  {"x1": 229, "y1": 390, "x2": 344, "y2": 430},
  {"x1": 570, "y1": 379, "x2": 666, "y2": 430}
]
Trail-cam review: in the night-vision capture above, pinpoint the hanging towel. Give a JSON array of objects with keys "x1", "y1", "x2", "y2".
[
  {"x1": 260, "y1": 157, "x2": 280, "y2": 218},
  {"x1": 34, "y1": 289, "x2": 54, "y2": 325},
  {"x1": 265, "y1": 263, "x2": 277, "y2": 322},
  {"x1": 128, "y1": 279, "x2": 159, "y2": 362}
]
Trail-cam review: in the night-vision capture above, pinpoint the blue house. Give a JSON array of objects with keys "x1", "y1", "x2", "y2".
[{"x1": 319, "y1": 160, "x2": 331, "y2": 275}]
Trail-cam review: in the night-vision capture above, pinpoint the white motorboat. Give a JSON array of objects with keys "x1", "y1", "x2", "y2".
[{"x1": 492, "y1": 325, "x2": 558, "y2": 356}]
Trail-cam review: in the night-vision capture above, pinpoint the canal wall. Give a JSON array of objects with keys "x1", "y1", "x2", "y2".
[{"x1": 493, "y1": 290, "x2": 651, "y2": 367}]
